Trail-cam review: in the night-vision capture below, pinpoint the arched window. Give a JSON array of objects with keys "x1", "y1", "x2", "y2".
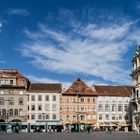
[
  {"x1": 19, "y1": 97, "x2": 24, "y2": 105},
  {"x1": 2, "y1": 109, "x2": 6, "y2": 116},
  {"x1": 9, "y1": 109, "x2": 13, "y2": 116},
  {"x1": 15, "y1": 109, "x2": 18, "y2": 116}
]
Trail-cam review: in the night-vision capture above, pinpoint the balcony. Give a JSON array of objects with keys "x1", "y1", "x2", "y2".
[{"x1": 131, "y1": 66, "x2": 140, "y2": 76}]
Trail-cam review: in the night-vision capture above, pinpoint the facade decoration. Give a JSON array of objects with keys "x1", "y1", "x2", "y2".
[{"x1": 131, "y1": 46, "x2": 140, "y2": 134}]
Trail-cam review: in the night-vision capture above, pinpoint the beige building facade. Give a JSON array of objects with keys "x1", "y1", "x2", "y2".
[
  {"x1": 131, "y1": 46, "x2": 140, "y2": 133},
  {"x1": 0, "y1": 69, "x2": 30, "y2": 126}
]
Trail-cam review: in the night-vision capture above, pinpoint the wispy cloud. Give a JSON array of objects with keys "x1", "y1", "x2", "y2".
[
  {"x1": 26, "y1": 74, "x2": 107, "y2": 89},
  {"x1": 0, "y1": 22, "x2": 3, "y2": 32},
  {"x1": 0, "y1": 60, "x2": 5, "y2": 64},
  {"x1": 7, "y1": 8, "x2": 29, "y2": 16},
  {"x1": 20, "y1": 9, "x2": 138, "y2": 85}
]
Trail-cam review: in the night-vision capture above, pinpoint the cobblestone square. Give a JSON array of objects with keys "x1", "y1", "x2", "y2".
[{"x1": 0, "y1": 132, "x2": 140, "y2": 140}]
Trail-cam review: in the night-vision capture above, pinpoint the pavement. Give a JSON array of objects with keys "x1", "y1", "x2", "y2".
[{"x1": 0, "y1": 131, "x2": 140, "y2": 140}]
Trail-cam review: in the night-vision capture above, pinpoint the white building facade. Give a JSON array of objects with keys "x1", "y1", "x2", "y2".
[
  {"x1": 28, "y1": 83, "x2": 62, "y2": 132},
  {"x1": 93, "y1": 86, "x2": 132, "y2": 131}
]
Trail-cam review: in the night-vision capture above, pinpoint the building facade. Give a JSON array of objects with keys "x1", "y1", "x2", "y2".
[
  {"x1": 93, "y1": 86, "x2": 132, "y2": 131},
  {"x1": 131, "y1": 46, "x2": 140, "y2": 133},
  {"x1": 60, "y1": 78, "x2": 97, "y2": 132},
  {"x1": 0, "y1": 69, "x2": 30, "y2": 131},
  {"x1": 28, "y1": 83, "x2": 62, "y2": 132}
]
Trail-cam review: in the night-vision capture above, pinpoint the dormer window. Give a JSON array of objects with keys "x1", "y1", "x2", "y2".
[{"x1": 19, "y1": 79, "x2": 24, "y2": 86}]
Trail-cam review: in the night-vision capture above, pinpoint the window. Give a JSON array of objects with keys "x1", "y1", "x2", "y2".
[
  {"x1": 0, "y1": 80, "x2": 4, "y2": 85},
  {"x1": 10, "y1": 80, "x2": 13, "y2": 85},
  {"x1": 119, "y1": 115, "x2": 122, "y2": 120},
  {"x1": 66, "y1": 106, "x2": 69, "y2": 112},
  {"x1": 19, "y1": 109, "x2": 23, "y2": 116},
  {"x1": 53, "y1": 95, "x2": 56, "y2": 101},
  {"x1": 66, "y1": 98, "x2": 69, "y2": 103},
  {"x1": 0, "y1": 109, "x2": 1, "y2": 116},
  {"x1": 99, "y1": 115, "x2": 102, "y2": 120},
  {"x1": 73, "y1": 98, "x2": 76, "y2": 103},
  {"x1": 31, "y1": 105, "x2": 35, "y2": 111},
  {"x1": 31, "y1": 95, "x2": 35, "y2": 101},
  {"x1": 15, "y1": 109, "x2": 18, "y2": 116},
  {"x1": 93, "y1": 108, "x2": 96, "y2": 111},
  {"x1": 38, "y1": 95, "x2": 42, "y2": 101},
  {"x1": 105, "y1": 104, "x2": 110, "y2": 112},
  {"x1": 9, "y1": 97, "x2": 14, "y2": 105},
  {"x1": 46, "y1": 95, "x2": 49, "y2": 101},
  {"x1": 118, "y1": 104, "x2": 123, "y2": 112},
  {"x1": 53, "y1": 114, "x2": 56, "y2": 120},
  {"x1": 0, "y1": 97, "x2": 4, "y2": 105},
  {"x1": 45, "y1": 104, "x2": 50, "y2": 111},
  {"x1": 38, "y1": 105, "x2": 42, "y2": 111},
  {"x1": 93, "y1": 98, "x2": 95, "y2": 103},
  {"x1": 9, "y1": 109, "x2": 13, "y2": 116},
  {"x1": 81, "y1": 107, "x2": 84, "y2": 112},
  {"x1": 73, "y1": 106, "x2": 76, "y2": 111},
  {"x1": 105, "y1": 114, "x2": 109, "y2": 120},
  {"x1": 112, "y1": 116, "x2": 115, "y2": 120},
  {"x1": 112, "y1": 105, "x2": 116, "y2": 112},
  {"x1": 38, "y1": 114, "x2": 42, "y2": 119},
  {"x1": 80, "y1": 115, "x2": 85, "y2": 120},
  {"x1": 31, "y1": 115, "x2": 35, "y2": 120},
  {"x1": 66, "y1": 115, "x2": 70, "y2": 121},
  {"x1": 52, "y1": 104, "x2": 57, "y2": 111},
  {"x1": 2, "y1": 109, "x2": 6, "y2": 116},
  {"x1": 19, "y1": 79, "x2": 24, "y2": 85},
  {"x1": 87, "y1": 98, "x2": 90, "y2": 102},
  {"x1": 9, "y1": 90, "x2": 13, "y2": 94},
  {"x1": 124, "y1": 104, "x2": 128, "y2": 112},
  {"x1": 19, "y1": 91, "x2": 23, "y2": 94},
  {"x1": 98, "y1": 104, "x2": 103, "y2": 112},
  {"x1": 19, "y1": 97, "x2": 24, "y2": 105},
  {"x1": 125, "y1": 115, "x2": 128, "y2": 120},
  {"x1": 5, "y1": 80, "x2": 9, "y2": 85},
  {"x1": 46, "y1": 114, "x2": 49, "y2": 119},
  {"x1": 73, "y1": 115, "x2": 77, "y2": 121},
  {"x1": 60, "y1": 106, "x2": 62, "y2": 111},
  {"x1": 80, "y1": 98, "x2": 84, "y2": 102}
]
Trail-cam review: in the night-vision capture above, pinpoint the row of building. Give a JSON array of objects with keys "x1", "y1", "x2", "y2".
[
  {"x1": 0, "y1": 69, "x2": 133, "y2": 132},
  {"x1": 0, "y1": 46, "x2": 140, "y2": 133}
]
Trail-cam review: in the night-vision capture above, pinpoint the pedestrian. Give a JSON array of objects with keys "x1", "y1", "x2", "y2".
[{"x1": 108, "y1": 126, "x2": 112, "y2": 134}]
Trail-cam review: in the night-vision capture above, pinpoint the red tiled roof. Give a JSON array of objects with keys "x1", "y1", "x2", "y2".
[
  {"x1": 94, "y1": 85, "x2": 132, "y2": 97},
  {"x1": 29, "y1": 83, "x2": 62, "y2": 93},
  {"x1": 63, "y1": 78, "x2": 97, "y2": 95},
  {"x1": 0, "y1": 69, "x2": 28, "y2": 79}
]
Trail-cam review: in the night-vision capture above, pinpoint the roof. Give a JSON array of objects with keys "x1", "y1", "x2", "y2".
[
  {"x1": 0, "y1": 69, "x2": 28, "y2": 79},
  {"x1": 63, "y1": 78, "x2": 97, "y2": 96},
  {"x1": 29, "y1": 83, "x2": 62, "y2": 93},
  {"x1": 94, "y1": 85, "x2": 132, "y2": 97}
]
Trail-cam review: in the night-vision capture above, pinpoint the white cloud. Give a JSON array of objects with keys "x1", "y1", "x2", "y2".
[
  {"x1": 7, "y1": 8, "x2": 29, "y2": 16},
  {"x1": 20, "y1": 10, "x2": 139, "y2": 85},
  {"x1": 0, "y1": 60, "x2": 5, "y2": 64},
  {"x1": 0, "y1": 22, "x2": 3, "y2": 28},
  {"x1": 26, "y1": 75, "x2": 71, "y2": 89}
]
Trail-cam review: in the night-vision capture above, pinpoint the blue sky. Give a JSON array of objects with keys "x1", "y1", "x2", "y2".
[{"x1": 0, "y1": 0, "x2": 139, "y2": 88}]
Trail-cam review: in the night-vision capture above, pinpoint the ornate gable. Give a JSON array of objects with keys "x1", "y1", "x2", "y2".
[{"x1": 63, "y1": 78, "x2": 96, "y2": 95}]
